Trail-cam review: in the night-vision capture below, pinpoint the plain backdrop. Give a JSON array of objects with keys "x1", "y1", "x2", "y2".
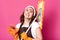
[{"x1": 0, "y1": 0, "x2": 60, "y2": 40}]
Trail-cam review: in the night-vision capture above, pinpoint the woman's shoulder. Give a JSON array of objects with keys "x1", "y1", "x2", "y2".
[
  {"x1": 16, "y1": 23, "x2": 21, "y2": 28},
  {"x1": 33, "y1": 21, "x2": 39, "y2": 24},
  {"x1": 32, "y1": 21, "x2": 39, "y2": 26},
  {"x1": 31, "y1": 21, "x2": 40, "y2": 29}
]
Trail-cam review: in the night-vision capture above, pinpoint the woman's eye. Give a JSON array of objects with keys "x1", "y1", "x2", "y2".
[
  {"x1": 30, "y1": 11, "x2": 33, "y2": 13},
  {"x1": 26, "y1": 9, "x2": 28, "y2": 11}
]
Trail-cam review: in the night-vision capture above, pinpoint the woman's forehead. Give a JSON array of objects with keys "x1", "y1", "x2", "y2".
[{"x1": 25, "y1": 7, "x2": 34, "y2": 11}]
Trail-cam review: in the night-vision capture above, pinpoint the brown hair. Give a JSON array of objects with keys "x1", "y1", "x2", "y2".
[{"x1": 18, "y1": 7, "x2": 37, "y2": 40}]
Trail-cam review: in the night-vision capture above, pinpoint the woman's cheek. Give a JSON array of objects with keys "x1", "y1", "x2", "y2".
[
  {"x1": 30, "y1": 13, "x2": 33, "y2": 18},
  {"x1": 24, "y1": 13, "x2": 28, "y2": 18}
]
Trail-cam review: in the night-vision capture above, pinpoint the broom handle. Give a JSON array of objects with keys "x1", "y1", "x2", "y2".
[{"x1": 26, "y1": 14, "x2": 38, "y2": 33}]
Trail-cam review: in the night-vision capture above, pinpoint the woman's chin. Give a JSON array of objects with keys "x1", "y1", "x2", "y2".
[
  {"x1": 25, "y1": 16, "x2": 30, "y2": 18},
  {"x1": 25, "y1": 17, "x2": 31, "y2": 19}
]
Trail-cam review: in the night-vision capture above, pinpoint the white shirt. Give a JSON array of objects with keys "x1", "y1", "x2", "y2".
[{"x1": 16, "y1": 21, "x2": 39, "y2": 38}]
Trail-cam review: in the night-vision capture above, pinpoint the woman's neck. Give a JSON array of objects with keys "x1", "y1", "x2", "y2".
[{"x1": 23, "y1": 18, "x2": 31, "y2": 26}]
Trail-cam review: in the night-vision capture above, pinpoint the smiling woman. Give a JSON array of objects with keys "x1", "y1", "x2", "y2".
[{"x1": 8, "y1": 6, "x2": 43, "y2": 40}]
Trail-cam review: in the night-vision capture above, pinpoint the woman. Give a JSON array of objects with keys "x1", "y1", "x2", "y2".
[{"x1": 8, "y1": 6, "x2": 42, "y2": 40}]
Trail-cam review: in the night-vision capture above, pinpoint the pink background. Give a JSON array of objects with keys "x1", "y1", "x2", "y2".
[{"x1": 0, "y1": 0, "x2": 60, "y2": 40}]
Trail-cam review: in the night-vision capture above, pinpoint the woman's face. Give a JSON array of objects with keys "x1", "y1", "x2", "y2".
[{"x1": 24, "y1": 7, "x2": 34, "y2": 19}]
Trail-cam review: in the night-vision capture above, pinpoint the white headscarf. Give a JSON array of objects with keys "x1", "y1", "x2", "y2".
[{"x1": 25, "y1": 6, "x2": 36, "y2": 16}]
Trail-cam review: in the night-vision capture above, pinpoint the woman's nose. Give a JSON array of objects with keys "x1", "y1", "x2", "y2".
[{"x1": 27, "y1": 11, "x2": 30, "y2": 14}]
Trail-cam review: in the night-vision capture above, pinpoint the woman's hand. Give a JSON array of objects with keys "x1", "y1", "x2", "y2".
[
  {"x1": 8, "y1": 26, "x2": 18, "y2": 36},
  {"x1": 20, "y1": 32, "x2": 27, "y2": 40},
  {"x1": 20, "y1": 32, "x2": 32, "y2": 40}
]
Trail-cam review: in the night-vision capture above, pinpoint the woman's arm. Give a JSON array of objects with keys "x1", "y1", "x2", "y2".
[
  {"x1": 8, "y1": 26, "x2": 19, "y2": 36},
  {"x1": 32, "y1": 27, "x2": 43, "y2": 40}
]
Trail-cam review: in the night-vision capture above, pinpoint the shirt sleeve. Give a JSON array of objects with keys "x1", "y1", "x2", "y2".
[
  {"x1": 32, "y1": 22, "x2": 40, "y2": 30},
  {"x1": 15, "y1": 23, "x2": 21, "y2": 28},
  {"x1": 31, "y1": 22, "x2": 40, "y2": 38}
]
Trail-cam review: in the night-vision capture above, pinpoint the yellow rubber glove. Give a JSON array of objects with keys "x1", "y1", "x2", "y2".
[
  {"x1": 8, "y1": 26, "x2": 16, "y2": 36},
  {"x1": 8, "y1": 26, "x2": 18, "y2": 36},
  {"x1": 20, "y1": 32, "x2": 27, "y2": 40},
  {"x1": 8, "y1": 26, "x2": 19, "y2": 40},
  {"x1": 20, "y1": 32, "x2": 32, "y2": 40},
  {"x1": 27, "y1": 37, "x2": 32, "y2": 40}
]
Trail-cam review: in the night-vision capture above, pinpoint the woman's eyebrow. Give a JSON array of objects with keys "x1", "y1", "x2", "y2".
[{"x1": 29, "y1": 8, "x2": 33, "y2": 11}]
